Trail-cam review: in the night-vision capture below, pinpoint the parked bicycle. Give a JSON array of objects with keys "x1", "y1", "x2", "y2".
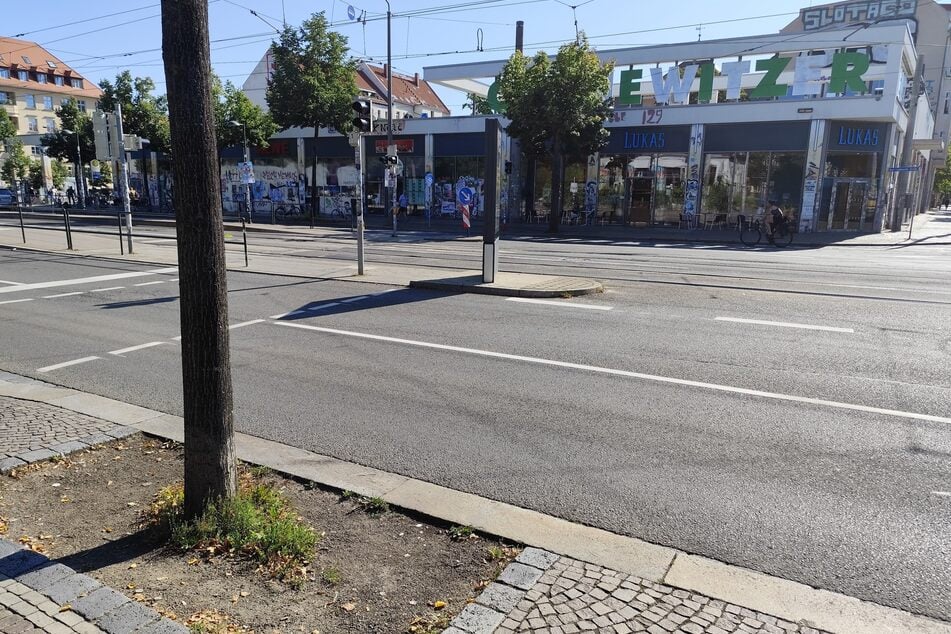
[
  {"x1": 275, "y1": 203, "x2": 305, "y2": 222},
  {"x1": 739, "y1": 215, "x2": 793, "y2": 248}
]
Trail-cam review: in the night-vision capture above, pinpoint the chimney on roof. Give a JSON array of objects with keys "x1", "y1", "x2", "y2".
[
  {"x1": 383, "y1": 64, "x2": 388, "y2": 78},
  {"x1": 414, "y1": 72, "x2": 419, "y2": 86}
]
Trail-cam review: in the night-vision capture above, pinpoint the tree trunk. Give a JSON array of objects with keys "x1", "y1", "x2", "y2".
[
  {"x1": 161, "y1": 0, "x2": 237, "y2": 520},
  {"x1": 548, "y1": 143, "x2": 564, "y2": 234},
  {"x1": 523, "y1": 154, "x2": 535, "y2": 222},
  {"x1": 311, "y1": 127, "x2": 319, "y2": 228}
]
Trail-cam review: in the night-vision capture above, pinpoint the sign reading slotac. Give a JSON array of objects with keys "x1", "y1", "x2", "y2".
[
  {"x1": 800, "y1": 0, "x2": 916, "y2": 32},
  {"x1": 618, "y1": 52, "x2": 874, "y2": 106}
]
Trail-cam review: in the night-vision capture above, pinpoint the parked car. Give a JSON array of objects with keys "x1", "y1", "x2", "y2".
[{"x1": 0, "y1": 188, "x2": 17, "y2": 207}]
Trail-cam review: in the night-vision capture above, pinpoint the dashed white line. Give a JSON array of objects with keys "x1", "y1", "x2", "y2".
[
  {"x1": 506, "y1": 297, "x2": 613, "y2": 311},
  {"x1": 273, "y1": 322, "x2": 951, "y2": 426},
  {"x1": 0, "y1": 279, "x2": 24, "y2": 286},
  {"x1": 0, "y1": 298, "x2": 34, "y2": 305},
  {"x1": 108, "y1": 341, "x2": 169, "y2": 356},
  {"x1": 42, "y1": 292, "x2": 84, "y2": 299},
  {"x1": 37, "y1": 356, "x2": 100, "y2": 373},
  {"x1": 0, "y1": 267, "x2": 178, "y2": 295},
  {"x1": 229, "y1": 319, "x2": 265, "y2": 330},
  {"x1": 134, "y1": 281, "x2": 167, "y2": 287},
  {"x1": 714, "y1": 317, "x2": 854, "y2": 333},
  {"x1": 90, "y1": 286, "x2": 125, "y2": 292}
]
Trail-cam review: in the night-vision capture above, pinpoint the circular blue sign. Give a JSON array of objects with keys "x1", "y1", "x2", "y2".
[
  {"x1": 425, "y1": 172, "x2": 433, "y2": 186},
  {"x1": 458, "y1": 187, "x2": 474, "y2": 205},
  {"x1": 347, "y1": 5, "x2": 356, "y2": 20}
]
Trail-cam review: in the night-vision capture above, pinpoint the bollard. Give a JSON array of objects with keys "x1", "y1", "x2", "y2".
[
  {"x1": 242, "y1": 218, "x2": 249, "y2": 267},
  {"x1": 63, "y1": 207, "x2": 74, "y2": 250},
  {"x1": 117, "y1": 212, "x2": 125, "y2": 255},
  {"x1": 17, "y1": 206, "x2": 25, "y2": 244}
]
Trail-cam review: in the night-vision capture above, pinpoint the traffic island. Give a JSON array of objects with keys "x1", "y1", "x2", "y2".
[{"x1": 409, "y1": 272, "x2": 603, "y2": 298}]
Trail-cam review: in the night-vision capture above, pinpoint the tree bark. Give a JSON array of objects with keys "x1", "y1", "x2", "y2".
[
  {"x1": 161, "y1": 0, "x2": 237, "y2": 520},
  {"x1": 548, "y1": 142, "x2": 564, "y2": 234}
]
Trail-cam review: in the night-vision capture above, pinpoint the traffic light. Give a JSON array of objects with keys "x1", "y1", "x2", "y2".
[
  {"x1": 352, "y1": 99, "x2": 371, "y2": 132},
  {"x1": 504, "y1": 161, "x2": 512, "y2": 175}
]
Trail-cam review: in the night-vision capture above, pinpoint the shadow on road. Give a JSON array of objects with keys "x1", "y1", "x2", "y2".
[
  {"x1": 98, "y1": 297, "x2": 179, "y2": 309},
  {"x1": 275, "y1": 287, "x2": 440, "y2": 321}
]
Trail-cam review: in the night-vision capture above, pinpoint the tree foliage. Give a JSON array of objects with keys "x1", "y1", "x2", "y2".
[
  {"x1": 52, "y1": 159, "x2": 70, "y2": 189},
  {"x1": 498, "y1": 36, "x2": 613, "y2": 231},
  {"x1": 212, "y1": 75, "x2": 278, "y2": 152},
  {"x1": 1, "y1": 140, "x2": 30, "y2": 185},
  {"x1": 41, "y1": 99, "x2": 95, "y2": 164},
  {"x1": 463, "y1": 93, "x2": 495, "y2": 115},
  {"x1": 266, "y1": 13, "x2": 357, "y2": 133},
  {"x1": 933, "y1": 165, "x2": 951, "y2": 200},
  {"x1": 99, "y1": 71, "x2": 172, "y2": 153},
  {"x1": 0, "y1": 108, "x2": 16, "y2": 145}
]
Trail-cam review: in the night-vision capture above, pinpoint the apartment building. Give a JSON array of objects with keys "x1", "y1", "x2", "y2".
[{"x1": 0, "y1": 37, "x2": 102, "y2": 157}]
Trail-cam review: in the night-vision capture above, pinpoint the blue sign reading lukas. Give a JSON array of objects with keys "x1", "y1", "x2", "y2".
[
  {"x1": 837, "y1": 127, "x2": 880, "y2": 147},
  {"x1": 624, "y1": 131, "x2": 666, "y2": 150}
]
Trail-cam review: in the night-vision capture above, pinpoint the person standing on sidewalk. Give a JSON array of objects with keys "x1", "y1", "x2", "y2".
[{"x1": 66, "y1": 186, "x2": 75, "y2": 206}]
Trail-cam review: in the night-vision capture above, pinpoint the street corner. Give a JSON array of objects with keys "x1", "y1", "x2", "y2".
[{"x1": 408, "y1": 272, "x2": 604, "y2": 298}]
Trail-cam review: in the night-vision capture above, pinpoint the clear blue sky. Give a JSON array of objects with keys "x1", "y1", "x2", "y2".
[{"x1": 5, "y1": 0, "x2": 820, "y2": 113}]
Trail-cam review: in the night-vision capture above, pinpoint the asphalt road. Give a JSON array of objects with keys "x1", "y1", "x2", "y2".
[{"x1": 1, "y1": 234, "x2": 950, "y2": 622}]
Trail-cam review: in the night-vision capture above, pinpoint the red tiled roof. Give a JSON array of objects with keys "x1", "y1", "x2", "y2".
[
  {"x1": 363, "y1": 65, "x2": 449, "y2": 114},
  {"x1": 0, "y1": 37, "x2": 102, "y2": 100}
]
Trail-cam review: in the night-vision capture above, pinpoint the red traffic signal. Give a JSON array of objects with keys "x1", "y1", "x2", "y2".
[{"x1": 352, "y1": 99, "x2": 371, "y2": 132}]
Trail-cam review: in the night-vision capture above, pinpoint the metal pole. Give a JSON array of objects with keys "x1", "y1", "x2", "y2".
[
  {"x1": 386, "y1": 1, "x2": 396, "y2": 237},
  {"x1": 242, "y1": 217, "x2": 249, "y2": 266},
  {"x1": 242, "y1": 124, "x2": 252, "y2": 224},
  {"x1": 75, "y1": 131, "x2": 86, "y2": 209},
  {"x1": 63, "y1": 206, "x2": 73, "y2": 250},
  {"x1": 118, "y1": 212, "x2": 125, "y2": 255},
  {"x1": 355, "y1": 135, "x2": 365, "y2": 275},
  {"x1": 116, "y1": 103, "x2": 134, "y2": 252},
  {"x1": 18, "y1": 205, "x2": 25, "y2": 243},
  {"x1": 893, "y1": 53, "x2": 925, "y2": 232}
]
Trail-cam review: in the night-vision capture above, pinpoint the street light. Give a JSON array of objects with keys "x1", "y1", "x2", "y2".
[
  {"x1": 62, "y1": 128, "x2": 86, "y2": 209},
  {"x1": 229, "y1": 120, "x2": 252, "y2": 222}
]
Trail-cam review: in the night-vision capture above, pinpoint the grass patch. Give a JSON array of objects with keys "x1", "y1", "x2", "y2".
[
  {"x1": 448, "y1": 525, "x2": 474, "y2": 541},
  {"x1": 339, "y1": 491, "x2": 389, "y2": 515},
  {"x1": 408, "y1": 611, "x2": 453, "y2": 634},
  {"x1": 147, "y1": 479, "x2": 317, "y2": 584},
  {"x1": 320, "y1": 566, "x2": 341, "y2": 586},
  {"x1": 246, "y1": 465, "x2": 272, "y2": 478}
]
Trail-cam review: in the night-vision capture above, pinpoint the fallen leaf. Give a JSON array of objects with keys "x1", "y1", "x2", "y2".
[
  {"x1": 58, "y1": 605, "x2": 72, "y2": 613},
  {"x1": 103, "y1": 527, "x2": 113, "y2": 533},
  {"x1": 187, "y1": 558, "x2": 199, "y2": 565},
  {"x1": 433, "y1": 600, "x2": 447, "y2": 610},
  {"x1": 128, "y1": 563, "x2": 138, "y2": 569},
  {"x1": 341, "y1": 602, "x2": 356, "y2": 612}
]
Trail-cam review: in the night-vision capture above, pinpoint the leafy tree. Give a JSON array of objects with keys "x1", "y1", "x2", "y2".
[
  {"x1": 213, "y1": 75, "x2": 277, "y2": 153},
  {"x1": 1, "y1": 140, "x2": 30, "y2": 189},
  {"x1": 52, "y1": 159, "x2": 69, "y2": 189},
  {"x1": 463, "y1": 93, "x2": 495, "y2": 115},
  {"x1": 99, "y1": 71, "x2": 172, "y2": 153},
  {"x1": 90, "y1": 160, "x2": 112, "y2": 187},
  {"x1": 933, "y1": 165, "x2": 951, "y2": 201},
  {"x1": 162, "y1": 0, "x2": 237, "y2": 519},
  {"x1": 28, "y1": 159, "x2": 44, "y2": 192},
  {"x1": 41, "y1": 99, "x2": 95, "y2": 164},
  {"x1": 266, "y1": 12, "x2": 357, "y2": 221},
  {"x1": 498, "y1": 36, "x2": 613, "y2": 232},
  {"x1": 0, "y1": 108, "x2": 16, "y2": 146}
]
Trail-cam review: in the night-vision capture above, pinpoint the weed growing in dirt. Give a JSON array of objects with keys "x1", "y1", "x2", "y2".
[
  {"x1": 147, "y1": 479, "x2": 317, "y2": 584},
  {"x1": 448, "y1": 525, "x2": 474, "y2": 541},
  {"x1": 408, "y1": 610, "x2": 453, "y2": 634},
  {"x1": 247, "y1": 465, "x2": 272, "y2": 478},
  {"x1": 339, "y1": 491, "x2": 390, "y2": 514},
  {"x1": 320, "y1": 566, "x2": 341, "y2": 586}
]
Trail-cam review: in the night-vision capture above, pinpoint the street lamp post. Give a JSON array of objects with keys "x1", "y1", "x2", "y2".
[
  {"x1": 384, "y1": 0, "x2": 396, "y2": 237},
  {"x1": 230, "y1": 120, "x2": 252, "y2": 223},
  {"x1": 63, "y1": 128, "x2": 86, "y2": 209}
]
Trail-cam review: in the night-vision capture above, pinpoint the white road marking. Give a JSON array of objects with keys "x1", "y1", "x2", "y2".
[
  {"x1": 171, "y1": 336, "x2": 182, "y2": 341},
  {"x1": 506, "y1": 297, "x2": 613, "y2": 311},
  {"x1": 273, "y1": 322, "x2": 951, "y2": 426},
  {"x1": 108, "y1": 341, "x2": 169, "y2": 356},
  {"x1": 229, "y1": 319, "x2": 265, "y2": 330},
  {"x1": 0, "y1": 267, "x2": 178, "y2": 295},
  {"x1": 0, "y1": 279, "x2": 23, "y2": 286},
  {"x1": 341, "y1": 295, "x2": 370, "y2": 303},
  {"x1": 42, "y1": 292, "x2": 84, "y2": 299},
  {"x1": 90, "y1": 286, "x2": 125, "y2": 292},
  {"x1": 134, "y1": 281, "x2": 166, "y2": 287},
  {"x1": 931, "y1": 491, "x2": 951, "y2": 497},
  {"x1": 714, "y1": 317, "x2": 854, "y2": 333},
  {"x1": 37, "y1": 356, "x2": 100, "y2": 373},
  {"x1": 0, "y1": 298, "x2": 34, "y2": 305},
  {"x1": 270, "y1": 302, "x2": 341, "y2": 320}
]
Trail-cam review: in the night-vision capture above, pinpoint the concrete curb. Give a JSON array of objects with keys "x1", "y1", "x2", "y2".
[
  {"x1": 409, "y1": 278, "x2": 604, "y2": 298},
  {"x1": 1, "y1": 373, "x2": 949, "y2": 634}
]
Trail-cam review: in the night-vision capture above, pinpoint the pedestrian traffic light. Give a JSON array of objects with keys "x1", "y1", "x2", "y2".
[
  {"x1": 504, "y1": 161, "x2": 512, "y2": 174},
  {"x1": 352, "y1": 99, "x2": 371, "y2": 132}
]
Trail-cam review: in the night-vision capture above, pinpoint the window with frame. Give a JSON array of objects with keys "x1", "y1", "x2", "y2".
[
  {"x1": 54, "y1": 75, "x2": 64, "y2": 86},
  {"x1": 0, "y1": 68, "x2": 9, "y2": 79},
  {"x1": 21, "y1": 56, "x2": 32, "y2": 65},
  {"x1": 26, "y1": 116, "x2": 38, "y2": 132},
  {"x1": 70, "y1": 78, "x2": 83, "y2": 89},
  {"x1": 43, "y1": 96, "x2": 53, "y2": 110},
  {"x1": 37, "y1": 73, "x2": 47, "y2": 84},
  {"x1": 0, "y1": 92, "x2": 10, "y2": 104},
  {"x1": 77, "y1": 100, "x2": 86, "y2": 112},
  {"x1": 46, "y1": 60, "x2": 57, "y2": 69},
  {"x1": 17, "y1": 70, "x2": 28, "y2": 81},
  {"x1": 43, "y1": 117, "x2": 56, "y2": 133},
  {"x1": 31, "y1": 146, "x2": 45, "y2": 156},
  {"x1": 25, "y1": 94, "x2": 35, "y2": 108}
]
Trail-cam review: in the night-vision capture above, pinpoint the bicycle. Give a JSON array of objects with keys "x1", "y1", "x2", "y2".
[
  {"x1": 275, "y1": 203, "x2": 305, "y2": 222},
  {"x1": 739, "y1": 215, "x2": 793, "y2": 248}
]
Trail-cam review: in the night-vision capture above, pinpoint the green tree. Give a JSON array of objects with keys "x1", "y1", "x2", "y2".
[
  {"x1": 99, "y1": 71, "x2": 172, "y2": 153},
  {"x1": 213, "y1": 75, "x2": 277, "y2": 153},
  {"x1": 41, "y1": 99, "x2": 95, "y2": 164},
  {"x1": 52, "y1": 159, "x2": 69, "y2": 189},
  {"x1": 266, "y1": 12, "x2": 357, "y2": 221},
  {"x1": 0, "y1": 108, "x2": 16, "y2": 146},
  {"x1": 162, "y1": 0, "x2": 237, "y2": 519},
  {"x1": 28, "y1": 159, "x2": 44, "y2": 192},
  {"x1": 498, "y1": 36, "x2": 613, "y2": 232},
  {"x1": 1, "y1": 140, "x2": 30, "y2": 190},
  {"x1": 933, "y1": 165, "x2": 951, "y2": 202},
  {"x1": 463, "y1": 93, "x2": 495, "y2": 115}
]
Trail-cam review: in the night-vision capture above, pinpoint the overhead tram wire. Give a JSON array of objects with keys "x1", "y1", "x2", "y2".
[{"x1": 7, "y1": 2, "x2": 158, "y2": 38}]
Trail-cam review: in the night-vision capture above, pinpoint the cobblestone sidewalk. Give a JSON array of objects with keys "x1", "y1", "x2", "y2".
[{"x1": 446, "y1": 549, "x2": 829, "y2": 634}]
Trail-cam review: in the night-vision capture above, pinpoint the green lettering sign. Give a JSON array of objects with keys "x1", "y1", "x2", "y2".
[
  {"x1": 698, "y1": 63, "x2": 714, "y2": 104},
  {"x1": 487, "y1": 79, "x2": 506, "y2": 114},
  {"x1": 829, "y1": 52, "x2": 871, "y2": 94},
  {"x1": 618, "y1": 69, "x2": 643, "y2": 106},
  {"x1": 750, "y1": 57, "x2": 791, "y2": 98}
]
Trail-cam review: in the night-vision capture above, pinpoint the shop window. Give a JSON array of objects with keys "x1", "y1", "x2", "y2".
[{"x1": 702, "y1": 151, "x2": 805, "y2": 222}]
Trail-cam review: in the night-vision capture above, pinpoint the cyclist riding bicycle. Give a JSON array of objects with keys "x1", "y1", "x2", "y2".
[{"x1": 764, "y1": 199, "x2": 785, "y2": 244}]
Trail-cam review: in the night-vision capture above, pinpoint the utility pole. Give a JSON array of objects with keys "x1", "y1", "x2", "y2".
[
  {"x1": 892, "y1": 53, "x2": 925, "y2": 232},
  {"x1": 74, "y1": 130, "x2": 85, "y2": 209},
  {"x1": 116, "y1": 102, "x2": 134, "y2": 252},
  {"x1": 231, "y1": 120, "x2": 253, "y2": 223},
  {"x1": 385, "y1": 0, "x2": 396, "y2": 237}
]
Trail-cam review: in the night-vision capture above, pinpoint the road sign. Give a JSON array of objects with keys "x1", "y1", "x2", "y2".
[
  {"x1": 347, "y1": 4, "x2": 356, "y2": 20},
  {"x1": 888, "y1": 165, "x2": 920, "y2": 173},
  {"x1": 238, "y1": 161, "x2": 255, "y2": 184},
  {"x1": 458, "y1": 186, "x2": 474, "y2": 205},
  {"x1": 93, "y1": 112, "x2": 119, "y2": 161},
  {"x1": 425, "y1": 172, "x2": 433, "y2": 187}
]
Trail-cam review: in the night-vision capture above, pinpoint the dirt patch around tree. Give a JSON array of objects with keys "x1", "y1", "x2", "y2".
[{"x1": 0, "y1": 434, "x2": 518, "y2": 633}]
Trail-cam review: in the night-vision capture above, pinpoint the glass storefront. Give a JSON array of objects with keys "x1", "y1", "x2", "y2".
[
  {"x1": 596, "y1": 154, "x2": 687, "y2": 225},
  {"x1": 815, "y1": 122, "x2": 888, "y2": 231},
  {"x1": 702, "y1": 152, "x2": 805, "y2": 225}
]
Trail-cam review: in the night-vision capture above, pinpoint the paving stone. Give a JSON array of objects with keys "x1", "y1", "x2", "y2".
[
  {"x1": 17, "y1": 564, "x2": 75, "y2": 592},
  {"x1": 55, "y1": 609, "x2": 85, "y2": 627},
  {"x1": 95, "y1": 600, "x2": 160, "y2": 634},
  {"x1": 498, "y1": 562, "x2": 545, "y2": 591},
  {"x1": 44, "y1": 621, "x2": 75, "y2": 634},
  {"x1": 46, "y1": 440, "x2": 88, "y2": 455},
  {"x1": 450, "y1": 603, "x2": 505, "y2": 634},
  {"x1": 43, "y1": 574, "x2": 102, "y2": 605},
  {"x1": 0, "y1": 456, "x2": 26, "y2": 472},
  {"x1": 476, "y1": 582, "x2": 524, "y2": 614},
  {"x1": 25, "y1": 610, "x2": 54, "y2": 628},
  {"x1": 515, "y1": 548, "x2": 560, "y2": 571},
  {"x1": 441, "y1": 628, "x2": 467, "y2": 634},
  {"x1": 15, "y1": 449, "x2": 58, "y2": 464},
  {"x1": 0, "y1": 549, "x2": 47, "y2": 578},
  {"x1": 77, "y1": 433, "x2": 116, "y2": 446},
  {"x1": 70, "y1": 587, "x2": 128, "y2": 621}
]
